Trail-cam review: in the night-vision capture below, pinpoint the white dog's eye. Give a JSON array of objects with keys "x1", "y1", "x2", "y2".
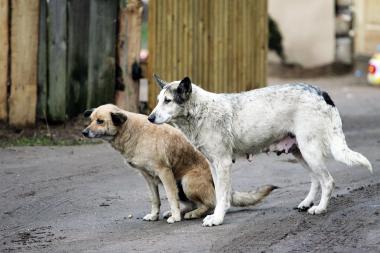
[
  {"x1": 164, "y1": 98, "x2": 172, "y2": 104},
  {"x1": 96, "y1": 119, "x2": 104, "y2": 125}
]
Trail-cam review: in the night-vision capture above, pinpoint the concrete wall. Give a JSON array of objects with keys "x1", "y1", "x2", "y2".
[
  {"x1": 269, "y1": 0, "x2": 335, "y2": 68},
  {"x1": 354, "y1": 0, "x2": 380, "y2": 56}
]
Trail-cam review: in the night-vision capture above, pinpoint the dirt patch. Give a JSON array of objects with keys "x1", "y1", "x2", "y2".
[
  {"x1": 2, "y1": 226, "x2": 66, "y2": 252},
  {"x1": 213, "y1": 183, "x2": 380, "y2": 253},
  {"x1": 0, "y1": 116, "x2": 99, "y2": 147}
]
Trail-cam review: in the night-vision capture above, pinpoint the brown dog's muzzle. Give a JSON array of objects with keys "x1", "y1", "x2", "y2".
[{"x1": 82, "y1": 128, "x2": 90, "y2": 137}]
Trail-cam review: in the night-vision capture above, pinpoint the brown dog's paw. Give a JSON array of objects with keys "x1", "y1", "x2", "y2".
[{"x1": 143, "y1": 213, "x2": 159, "y2": 221}]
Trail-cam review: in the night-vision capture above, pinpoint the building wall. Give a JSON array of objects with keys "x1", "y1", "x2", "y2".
[
  {"x1": 269, "y1": 0, "x2": 335, "y2": 68},
  {"x1": 354, "y1": 0, "x2": 380, "y2": 56}
]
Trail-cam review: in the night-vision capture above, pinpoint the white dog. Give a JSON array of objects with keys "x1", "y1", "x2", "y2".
[{"x1": 148, "y1": 75, "x2": 373, "y2": 226}]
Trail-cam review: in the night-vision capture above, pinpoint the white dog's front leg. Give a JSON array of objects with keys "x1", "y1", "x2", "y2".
[{"x1": 203, "y1": 159, "x2": 232, "y2": 227}]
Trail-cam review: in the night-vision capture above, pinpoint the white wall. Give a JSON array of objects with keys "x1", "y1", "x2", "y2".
[
  {"x1": 354, "y1": 0, "x2": 380, "y2": 56},
  {"x1": 269, "y1": 0, "x2": 335, "y2": 68}
]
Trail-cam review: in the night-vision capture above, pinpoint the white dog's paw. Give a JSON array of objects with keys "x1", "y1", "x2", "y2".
[
  {"x1": 143, "y1": 213, "x2": 159, "y2": 221},
  {"x1": 162, "y1": 210, "x2": 171, "y2": 219},
  {"x1": 202, "y1": 214, "x2": 224, "y2": 227},
  {"x1": 297, "y1": 201, "x2": 314, "y2": 212},
  {"x1": 166, "y1": 214, "x2": 181, "y2": 224},
  {"x1": 307, "y1": 205, "x2": 327, "y2": 215}
]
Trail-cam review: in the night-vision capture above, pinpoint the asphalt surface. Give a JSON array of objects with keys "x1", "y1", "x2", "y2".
[{"x1": 1, "y1": 75, "x2": 379, "y2": 252}]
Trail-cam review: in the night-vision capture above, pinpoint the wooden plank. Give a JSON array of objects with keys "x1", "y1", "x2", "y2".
[
  {"x1": 37, "y1": 0, "x2": 47, "y2": 119},
  {"x1": 186, "y1": 0, "x2": 193, "y2": 80},
  {"x1": 205, "y1": 0, "x2": 213, "y2": 89},
  {"x1": 229, "y1": 0, "x2": 236, "y2": 92},
  {"x1": 198, "y1": 0, "x2": 205, "y2": 85},
  {"x1": 116, "y1": 0, "x2": 143, "y2": 112},
  {"x1": 0, "y1": 0, "x2": 9, "y2": 121},
  {"x1": 222, "y1": 0, "x2": 228, "y2": 92},
  {"x1": 47, "y1": 0, "x2": 67, "y2": 122},
  {"x1": 249, "y1": 0, "x2": 256, "y2": 90},
  {"x1": 176, "y1": 0, "x2": 183, "y2": 78},
  {"x1": 66, "y1": 0, "x2": 90, "y2": 117},
  {"x1": 147, "y1": 0, "x2": 157, "y2": 109},
  {"x1": 115, "y1": 0, "x2": 128, "y2": 109},
  {"x1": 161, "y1": 0, "x2": 168, "y2": 80},
  {"x1": 172, "y1": 0, "x2": 179, "y2": 80},
  {"x1": 166, "y1": 0, "x2": 173, "y2": 81},
  {"x1": 87, "y1": 0, "x2": 118, "y2": 108},
  {"x1": 125, "y1": 0, "x2": 143, "y2": 111},
  {"x1": 259, "y1": 0, "x2": 267, "y2": 88},
  {"x1": 9, "y1": 0, "x2": 39, "y2": 127}
]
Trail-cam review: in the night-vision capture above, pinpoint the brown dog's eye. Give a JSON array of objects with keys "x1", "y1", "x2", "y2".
[{"x1": 96, "y1": 119, "x2": 104, "y2": 125}]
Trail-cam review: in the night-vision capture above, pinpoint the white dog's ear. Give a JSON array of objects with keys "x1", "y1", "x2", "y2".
[
  {"x1": 178, "y1": 77, "x2": 192, "y2": 93},
  {"x1": 153, "y1": 74, "x2": 167, "y2": 89},
  {"x1": 83, "y1": 108, "x2": 94, "y2": 118},
  {"x1": 110, "y1": 112, "x2": 128, "y2": 126},
  {"x1": 175, "y1": 77, "x2": 192, "y2": 103}
]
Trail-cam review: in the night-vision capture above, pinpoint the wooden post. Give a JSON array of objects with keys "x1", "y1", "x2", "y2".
[
  {"x1": 147, "y1": 0, "x2": 156, "y2": 109},
  {"x1": 9, "y1": 0, "x2": 39, "y2": 127},
  {"x1": 47, "y1": 0, "x2": 67, "y2": 122},
  {"x1": 87, "y1": 0, "x2": 118, "y2": 108},
  {"x1": 0, "y1": 0, "x2": 9, "y2": 121},
  {"x1": 67, "y1": 0, "x2": 90, "y2": 117},
  {"x1": 116, "y1": 0, "x2": 143, "y2": 112},
  {"x1": 37, "y1": 0, "x2": 47, "y2": 119}
]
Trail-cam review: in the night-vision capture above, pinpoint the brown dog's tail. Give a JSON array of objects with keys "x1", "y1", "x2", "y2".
[{"x1": 231, "y1": 185, "x2": 278, "y2": 207}]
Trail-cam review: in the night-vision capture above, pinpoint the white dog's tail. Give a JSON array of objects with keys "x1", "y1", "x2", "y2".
[
  {"x1": 329, "y1": 109, "x2": 373, "y2": 173},
  {"x1": 231, "y1": 185, "x2": 278, "y2": 207}
]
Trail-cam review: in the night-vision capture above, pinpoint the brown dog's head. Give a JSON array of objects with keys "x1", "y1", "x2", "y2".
[{"x1": 82, "y1": 104, "x2": 127, "y2": 140}]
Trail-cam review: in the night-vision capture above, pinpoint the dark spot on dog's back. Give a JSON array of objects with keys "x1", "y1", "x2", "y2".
[
  {"x1": 322, "y1": 91, "x2": 335, "y2": 107},
  {"x1": 177, "y1": 181, "x2": 189, "y2": 202},
  {"x1": 294, "y1": 84, "x2": 335, "y2": 107}
]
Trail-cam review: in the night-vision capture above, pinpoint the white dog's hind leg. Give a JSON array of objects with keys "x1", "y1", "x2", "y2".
[
  {"x1": 298, "y1": 174, "x2": 319, "y2": 211},
  {"x1": 307, "y1": 167, "x2": 334, "y2": 215},
  {"x1": 298, "y1": 141, "x2": 335, "y2": 215},
  {"x1": 293, "y1": 150, "x2": 320, "y2": 211},
  {"x1": 203, "y1": 158, "x2": 232, "y2": 227}
]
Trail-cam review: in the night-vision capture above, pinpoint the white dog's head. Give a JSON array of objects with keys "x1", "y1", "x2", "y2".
[{"x1": 148, "y1": 75, "x2": 192, "y2": 124}]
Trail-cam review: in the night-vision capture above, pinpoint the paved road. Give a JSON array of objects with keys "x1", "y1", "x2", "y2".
[{"x1": 1, "y1": 75, "x2": 379, "y2": 252}]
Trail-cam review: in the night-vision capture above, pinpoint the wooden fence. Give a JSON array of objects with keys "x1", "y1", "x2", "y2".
[
  {"x1": 147, "y1": 0, "x2": 268, "y2": 109},
  {"x1": 0, "y1": 0, "x2": 120, "y2": 126},
  {"x1": 0, "y1": 0, "x2": 267, "y2": 127},
  {"x1": 40, "y1": 0, "x2": 118, "y2": 122}
]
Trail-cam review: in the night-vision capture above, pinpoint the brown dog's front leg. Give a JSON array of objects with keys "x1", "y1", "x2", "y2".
[
  {"x1": 141, "y1": 171, "x2": 160, "y2": 221},
  {"x1": 157, "y1": 168, "x2": 181, "y2": 223}
]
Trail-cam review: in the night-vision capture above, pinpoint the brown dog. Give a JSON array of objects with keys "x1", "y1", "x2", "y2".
[{"x1": 82, "y1": 104, "x2": 276, "y2": 223}]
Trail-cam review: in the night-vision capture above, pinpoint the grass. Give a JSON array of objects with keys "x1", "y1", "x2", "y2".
[{"x1": 0, "y1": 136, "x2": 102, "y2": 148}]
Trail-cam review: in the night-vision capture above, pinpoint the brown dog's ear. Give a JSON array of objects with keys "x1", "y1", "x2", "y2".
[
  {"x1": 111, "y1": 112, "x2": 127, "y2": 126},
  {"x1": 84, "y1": 108, "x2": 94, "y2": 118}
]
